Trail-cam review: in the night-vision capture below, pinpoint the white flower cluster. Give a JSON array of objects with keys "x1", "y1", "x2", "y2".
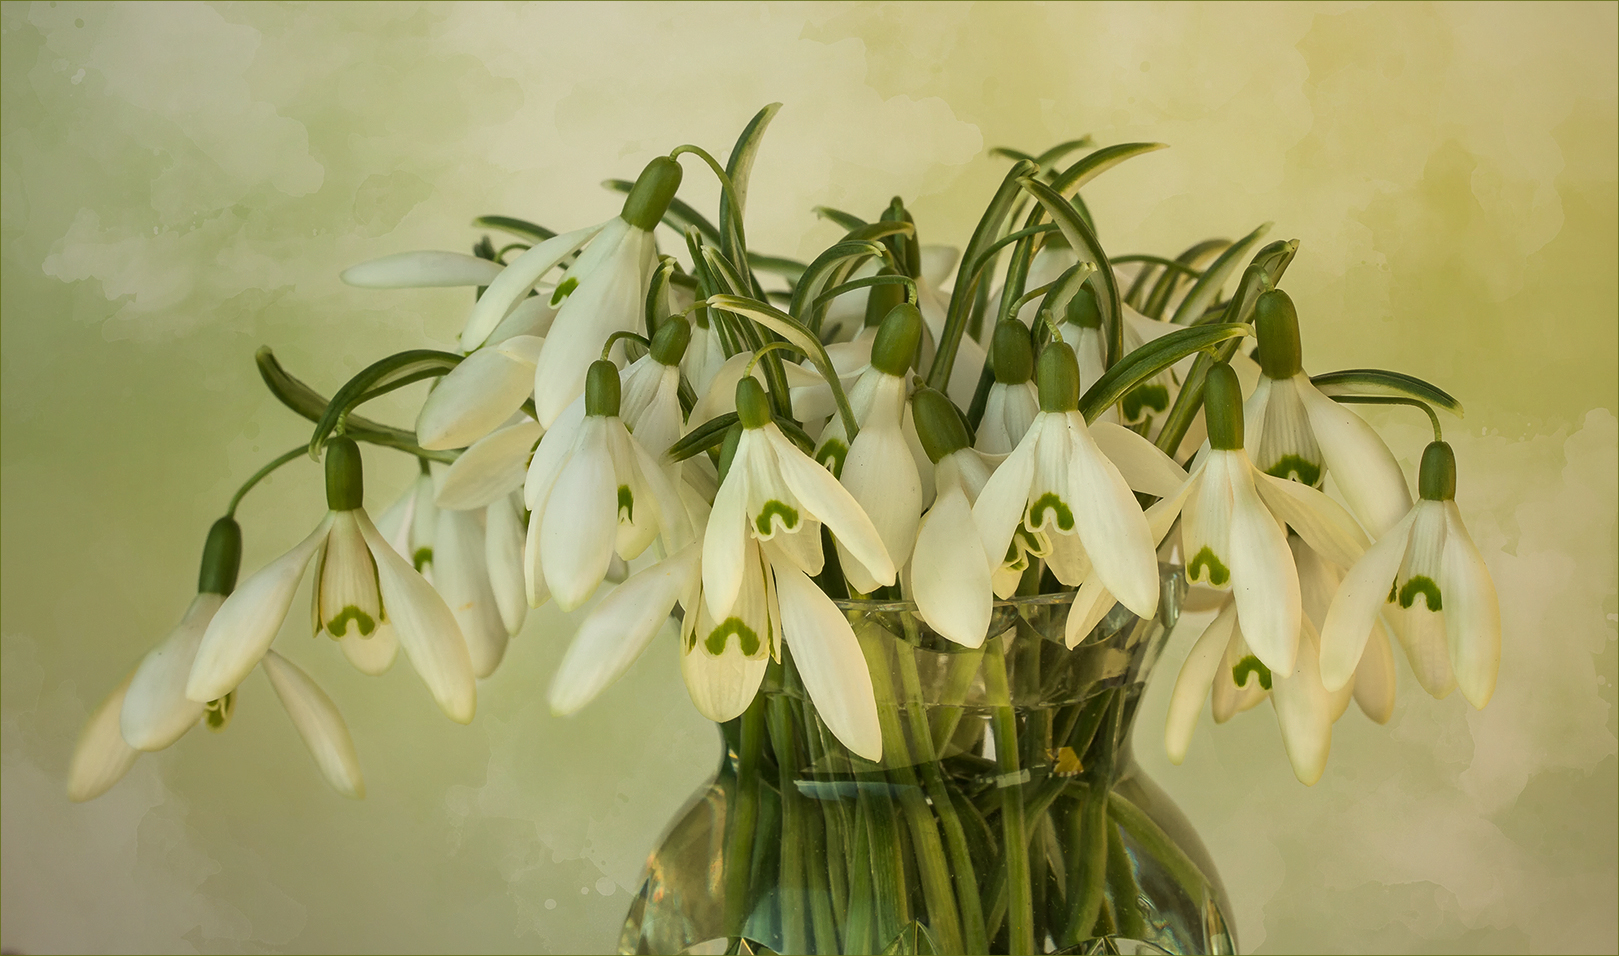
[{"x1": 71, "y1": 129, "x2": 1502, "y2": 801}]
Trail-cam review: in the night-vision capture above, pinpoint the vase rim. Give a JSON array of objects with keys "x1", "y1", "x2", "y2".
[{"x1": 828, "y1": 560, "x2": 1185, "y2": 611}]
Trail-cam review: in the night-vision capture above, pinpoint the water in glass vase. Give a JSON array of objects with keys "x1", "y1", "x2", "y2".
[{"x1": 620, "y1": 566, "x2": 1236, "y2": 955}]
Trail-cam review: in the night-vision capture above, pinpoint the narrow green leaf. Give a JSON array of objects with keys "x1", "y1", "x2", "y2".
[
  {"x1": 645, "y1": 256, "x2": 678, "y2": 338},
  {"x1": 747, "y1": 253, "x2": 808, "y2": 283},
  {"x1": 988, "y1": 146, "x2": 1038, "y2": 164},
  {"x1": 813, "y1": 205, "x2": 869, "y2": 231},
  {"x1": 471, "y1": 215, "x2": 556, "y2": 243},
  {"x1": 721, "y1": 103, "x2": 783, "y2": 283},
  {"x1": 1170, "y1": 222, "x2": 1271, "y2": 326},
  {"x1": 255, "y1": 348, "x2": 454, "y2": 463},
  {"x1": 1140, "y1": 237, "x2": 1228, "y2": 317},
  {"x1": 1033, "y1": 137, "x2": 1095, "y2": 171},
  {"x1": 1311, "y1": 369, "x2": 1465, "y2": 416},
  {"x1": 1047, "y1": 142, "x2": 1168, "y2": 197},
  {"x1": 1018, "y1": 176, "x2": 1123, "y2": 366},
  {"x1": 1079, "y1": 324, "x2": 1251, "y2": 422},
  {"x1": 668, "y1": 412, "x2": 740, "y2": 462},
  {"x1": 306, "y1": 350, "x2": 462, "y2": 458},
  {"x1": 708, "y1": 293, "x2": 861, "y2": 441}
]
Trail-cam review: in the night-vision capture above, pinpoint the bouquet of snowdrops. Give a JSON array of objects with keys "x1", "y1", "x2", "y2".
[{"x1": 70, "y1": 106, "x2": 1501, "y2": 955}]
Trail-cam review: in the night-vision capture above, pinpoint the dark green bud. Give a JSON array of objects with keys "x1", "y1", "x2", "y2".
[
  {"x1": 716, "y1": 423, "x2": 744, "y2": 483},
  {"x1": 1419, "y1": 441, "x2": 1456, "y2": 501},
  {"x1": 1037, "y1": 342, "x2": 1081, "y2": 413},
  {"x1": 1254, "y1": 289, "x2": 1303, "y2": 379},
  {"x1": 620, "y1": 156, "x2": 684, "y2": 232},
  {"x1": 736, "y1": 376, "x2": 772, "y2": 429},
  {"x1": 196, "y1": 516, "x2": 242, "y2": 596},
  {"x1": 870, "y1": 303, "x2": 923, "y2": 377},
  {"x1": 863, "y1": 269, "x2": 907, "y2": 328},
  {"x1": 1065, "y1": 284, "x2": 1102, "y2": 330},
  {"x1": 911, "y1": 387, "x2": 969, "y2": 464},
  {"x1": 324, "y1": 437, "x2": 364, "y2": 512},
  {"x1": 1204, "y1": 362, "x2": 1245, "y2": 450},
  {"x1": 991, "y1": 321, "x2": 1034, "y2": 384},
  {"x1": 650, "y1": 316, "x2": 691, "y2": 366},
  {"x1": 585, "y1": 360, "x2": 622, "y2": 417}
]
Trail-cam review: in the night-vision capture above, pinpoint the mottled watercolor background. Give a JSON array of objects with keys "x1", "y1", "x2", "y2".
[{"x1": 2, "y1": 2, "x2": 1614, "y2": 953}]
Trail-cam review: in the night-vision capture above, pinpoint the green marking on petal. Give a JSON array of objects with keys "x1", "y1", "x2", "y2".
[
  {"x1": 413, "y1": 547, "x2": 433, "y2": 572},
  {"x1": 617, "y1": 485, "x2": 634, "y2": 522},
  {"x1": 816, "y1": 439, "x2": 848, "y2": 479},
  {"x1": 1232, "y1": 655, "x2": 1273, "y2": 691},
  {"x1": 1188, "y1": 546, "x2": 1231, "y2": 587},
  {"x1": 704, "y1": 618, "x2": 762, "y2": 658},
  {"x1": 326, "y1": 606, "x2": 377, "y2": 638},
  {"x1": 1398, "y1": 575, "x2": 1442, "y2": 611},
  {"x1": 1121, "y1": 383, "x2": 1169, "y2": 422},
  {"x1": 1387, "y1": 581, "x2": 1399, "y2": 605},
  {"x1": 1265, "y1": 454, "x2": 1322, "y2": 487},
  {"x1": 204, "y1": 692, "x2": 235, "y2": 732},
  {"x1": 755, "y1": 500, "x2": 800, "y2": 537},
  {"x1": 549, "y1": 276, "x2": 578, "y2": 307},
  {"x1": 1028, "y1": 492, "x2": 1075, "y2": 532}
]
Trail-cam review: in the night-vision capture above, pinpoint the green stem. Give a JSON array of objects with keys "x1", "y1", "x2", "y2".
[
  {"x1": 1330, "y1": 395, "x2": 1444, "y2": 441},
  {"x1": 724, "y1": 697, "x2": 766, "y2": 940},
  {"x1": 1107, "y1": 791, "x2": 1211, "y2": 911},
  {"x1": 766, "y1": 697, "x2": 809, "y2": 956},
  {"x1": 1060, "y1": 788, "x2": 1109, "y2": 946},
  {"x1": 929, "y1": 645, "x2": 986, "y2": 758},
  {"x1": 984, "y1": 638, "x2": 1034, "y2": 955},
  {"x1": 225, "y1": 445, "x2": 309, "y2": 517}
]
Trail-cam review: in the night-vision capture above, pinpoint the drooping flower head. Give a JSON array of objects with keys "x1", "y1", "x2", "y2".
[{"x1": 975, "y1": 320, "x2": 1040, "y2": 455}]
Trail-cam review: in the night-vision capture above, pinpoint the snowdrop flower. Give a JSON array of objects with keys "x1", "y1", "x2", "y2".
[
  {"x1": 1052, "y1": 285, "x2": 1179, "y2": 428},
  {"x1": 973, "y1": 341, "x2": 1161, "y2": 623},
  {"x1": 1245, "y1": 290, "x2": 1412, "y2": 537},
  {"x1": 1163, "y1": 597, "x2": 1335, "y2": 785},
  {"x1": 684, "y1": 307, "x2": 731, "y2": 399},
  {"x1": 433, "y1": 505, "x2": 510, "y2": 679},
  {"x1": 67, "y1": 673, "x2": 141, "y2": 802},
  {"x1": 433, "y1": 418, "x2": 542, "y2": 512},
  {"x1": 697, "y1": 377, "x2": 897, "y2": 758},
  {"x1": 524, "y1": 361, "x2": 692, "y2": 611},
  {"x1": 416, "y1": 334, "x2": 545, "y2": 451},
  {"x1": 975, "y1": 320, "x2": 1040, "y2": 455},
  {"x1": 187, "y1": 438, "x2": 476, "y2": 724},
  {"x1": 118, "y1": 518, "x2": 241, "y2": 751},
  {"x1": 910, "y1": 387, "x2": 996, "y2": 647},
  {"x1": 484, "y1": 492, "x2": 528, "y2": 638},
  {"x1": 620, "y1": 317, "x2": 691, "y2": 463},
  {"x1": 1164, "y1": 362, "x2": 1370, "y2": 676},
  {"x1": 455, "y1": 158, "x2": 681, "y2": 426},
  {"x1": 812, "y1": 303, "x2": 925, "y2": 593},
  {"x1": 1320, "y1": 441, "x2": 1501, "y2": 707},
  {"x1": 1293, "y1": 534, "x2": 1396, "y2": 724},
  {"x1": 260, "y1": 650, "x2": 365, "y2": 798}
]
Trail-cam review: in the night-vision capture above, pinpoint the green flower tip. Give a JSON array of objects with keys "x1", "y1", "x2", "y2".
[
  {"x1": 1419, "y1": 441, "x2": 1456, "y2": 501},
  {"x1": 863, "y1": 269, "x2": 907, "y2": 329},
  {"x1": 650, "y1": 315, "x2": 691, "y2": 366},
  {"x1": 585, "y1": 360, "x2": 621, "y2": 417},
  {"x1": 870, "y1": 302, "x2": 923, "y2": 377},
  {"x1": 1066, "y1": 284, "x2": 1101, "y2": 330},
  {"x1": 991, "y1": 320, "x2": 1034, "y2": 384},
  {"x1": 324, "y1": 437, "x2": 364, "y2": 512},
  {"x1": 620, "y1": 156, "x2": 683, "y2": 231},
  {"x1": 1254, "y1": 289, "x2": 1303, "y2": 379},
  {"x1": 735, "y1": 376, "x2": 772, "y2": 429},
  {"x1": 197, "y1": 516, "x2": 242, "y2": 596},
  {"x1": 1037, "y1": 342, "x2": 1081, "y2": 413},
  {"x1": 911, "y1": 386, "x2": 969, "y2": 464},
  {"x1": 716, "y1": 422, "x2": 745, "y2": 483},
  {"x1": 1204, "y1": 362, "x2": 1245, "y2": 450}
]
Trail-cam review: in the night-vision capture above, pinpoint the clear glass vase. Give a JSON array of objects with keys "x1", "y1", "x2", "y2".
[{"x1": 619, "y1": 565, "x2": 1236, "y2": 955}]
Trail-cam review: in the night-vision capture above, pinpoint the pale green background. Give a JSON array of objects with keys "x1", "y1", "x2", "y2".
[{"x1": 2, "y1": 2, "x2": 1615, "y2": 953}]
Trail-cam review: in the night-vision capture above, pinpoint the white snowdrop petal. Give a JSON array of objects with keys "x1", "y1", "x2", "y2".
[
  {"x1": 919, "y1": 245, "x2": 959, "y2": 290},
  {"x1": 356, "y1": 510, "x2": 476, "y2": 723},
  {"x1": 540, "y1": 420, "x2": 619, "y2": 611},
  {"x1": 523, "y1": 505, "x2": 552, "y2": 610},
  {"x1": 484, "y1": 294, "x2": 558, "y2": 345},
  {"x1": 1352, "y1": 620, "x2": 1398, "y2": 724},
  {"x1": 68, "y1": 674, "x2": 141, "y2": 802},
  {"x1": 1270, "y1": 622, "x2": 1333, "y2": 786},
  {"x1": 1089, "y1": 421, "x2": 1188, "y2": 498},
  {"x1": 1164, "y1": 601, "x2": 1239, "y2": 765},
  {"x1": 340, "y1": 623, "x2": 398, "y2": 676},
  {"x1": 1390, "y1": 601, "x2": 1455, "y2": 699},
  {"x1": 972, "y1": 429, "x2": 1040, "y2": 573},
  {"x1": 1252, "y1": 376, "x2": 1322, "y2": 484},
  {"x1": 121, "y1": 593, "x2": 223, "y2": 751},
  {"x1": 525, "y1": 397, "x2": 586, "y2": 511},
  {"x1": 316, "y1": 511, "x2": 384, "y2": 639},
  {"x1": 913, "y1": 479, "x2": 992, "y2": 648},
  {"x1": 261, "y1": 650, "x2": 365, "y2": 799},
  {"x1": 416, "y1": 347, "x2": 537, "y2": 451},
  {"x1": 1254, "y1": 471, "x2": 1370, "y2": 570},
  {"x1": 775, "y1": 564, "x2": 883, "y2": 761},
  {"x1": 341, "y1": 250, "x2": 504, "y2": 289},
  {"x1": 839, "y1": 415, "x2": 921, "y2": 588},
  {"x1": 1226, "y1": 456, "x2": 1302, "y2": 675},
  {"x1": 1319, "y1": 509, "x2": 1418, "y2": 692},
  {"x1": 1440, "y1": 501, "x2": 1501, "y2": 709},
  {"x1": 437, "y1": 421, "x2": 542, "y2": 512},
  {"x1": 702, "y1": 434, "x2": 752, "y2": 622},
  {"x1": 1064, "y1": 416, "x2": 1159, "y2": 619},
  {"x1": 372, "y1": 485, "x2": 417, "y2": 560},
  {"x1": 680, "y1": 625, "x2": 770, "y2": 723},
  {"x1": 485, "y1": 494, "x2": 528, "y2": 635},
  {"x1": 1180, "y1": 455, "x2": 1231, "y2": 589},
  {"x1": 434, "y1": 509, "x2": 508, "y2": 679},
  {"x1": 550, "y1": 544, "x2": 701, "y2": 716},
  {"x1": 188, "y1": 514, "x2": 333, "y2": 703},
  {"x1": 691, "y1": 352, "x2": 756, "y2": 425},
  {"x1": 768, "y1": 428, "x2": 895, "y2": 588},
  {"x1": 1241, "y1": 374, "x2": 1272, "y2": 452},
  {"x1": 1063, "y1": 577, "x2": 1117, "y2": 649},
  {"x1": 1297, "y1": 376, "x2": 1413, "y2": 538},
  {"x1": 606, "y1": 425, "x2": 661, "y2": 562},
  {"x1": 461, "y1": 222, "x2": 605, "y2": 351}
]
